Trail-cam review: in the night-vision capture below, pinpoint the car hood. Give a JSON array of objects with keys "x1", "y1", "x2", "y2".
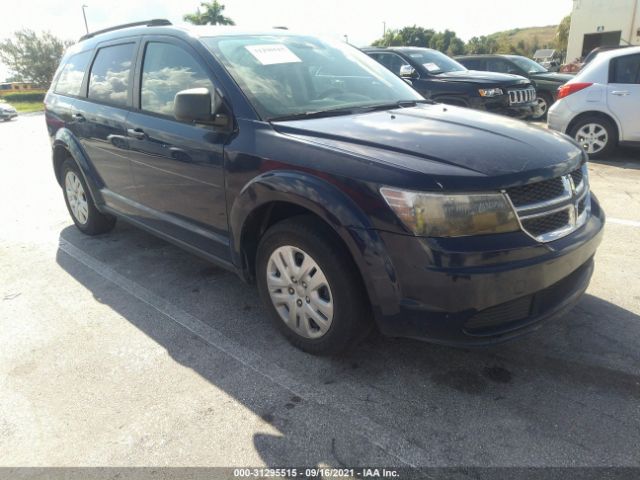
[
  {"x1": 530, "y1": 71, "x2": 574, "y2": 83},
  {"x1": 272, "y1": 104, "x2": 582, "y2": 182},
  {"x1": 433, "y1": 70, "x2": 530, "y2": 86}
]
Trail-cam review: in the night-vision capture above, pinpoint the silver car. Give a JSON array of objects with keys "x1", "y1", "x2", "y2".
[
  {"x1": 0, "y1": 102, "x2": 18, "y2": 121},
  {"x1": 547, "y1": 46, "x2": 640, "y2": 158}
]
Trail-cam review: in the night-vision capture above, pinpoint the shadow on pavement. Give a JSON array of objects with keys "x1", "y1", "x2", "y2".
[{"x1": 55, "y1": 222, "x2": 640, "y2": 467}]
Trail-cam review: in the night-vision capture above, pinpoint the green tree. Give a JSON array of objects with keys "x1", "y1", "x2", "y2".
[
  {"x1": 183, "y1": 1, "x2": 235, "y2": 26},
  {"x1": 371, "y1": 26, "x2": 464, "y2": 55},
  {"x1": 0, "y1": 29, "x2": 72, "y2": 86},
  {"x1": 556, "y1": 15, "x2": 571, "y2": 57}
]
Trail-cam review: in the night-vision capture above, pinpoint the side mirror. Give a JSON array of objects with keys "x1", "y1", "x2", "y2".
[
  {"x1": 399, "y1": 64, "x2": 417, "y2": 79},
  {"x1": 174, "y1": 87, "x2": 229, "y2": 127}
]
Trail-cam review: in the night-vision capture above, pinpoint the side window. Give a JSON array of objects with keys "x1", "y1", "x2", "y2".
[
  {"x1": 141, "y1": 42, "x2": 214, "y2": 116},
  {"x1": 610, "y1": 54, "x2": 640, "y2": 84},
  {"x1": 462, "y1": 58, "x2": 483, "y2": 70},
  {"x1": 54, "y1": 51, "x2": 92, "y2": 97},
  {"x1": 486, "y1": 58, "x2": 511, "y2": 73},
  {"x1": 88, "y1": 43, "x2": 135, "y2": 107},
  {"x1": 376, "y1": 53, "x2": 407, "y2": 76}
]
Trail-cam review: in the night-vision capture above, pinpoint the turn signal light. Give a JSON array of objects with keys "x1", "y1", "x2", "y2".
[{"x1": 557, "y1": 82, "x2": 593, "y2": 99}]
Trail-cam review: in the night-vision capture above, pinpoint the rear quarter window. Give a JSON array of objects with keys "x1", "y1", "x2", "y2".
[
  {"x1": 88, "y1": 43, "x2": 136, "y2": 107},
  {"x1": 54, "y1": 51, "x2": 92, "y2": 97},
  {"x1": 610, "y1": 54, "x2": 640, "y2": 84}
]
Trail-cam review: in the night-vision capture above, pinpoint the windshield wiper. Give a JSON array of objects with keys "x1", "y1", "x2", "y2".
[{"x1": 268, "y1": 100, "x2": 432, "y2": 122}]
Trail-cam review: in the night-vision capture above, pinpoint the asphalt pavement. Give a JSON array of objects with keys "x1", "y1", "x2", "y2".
[{"x1": 1, "y1": 113, "x2": 639, "y2": 468}]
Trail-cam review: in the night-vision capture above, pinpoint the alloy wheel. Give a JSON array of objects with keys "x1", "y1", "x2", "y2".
[{"x1": 575, "y1": 123, "x2": 608, "y2": 154}]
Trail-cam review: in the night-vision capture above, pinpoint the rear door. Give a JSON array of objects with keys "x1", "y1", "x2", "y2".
[
  {"x1": 607, "y1": 53, "x2": 640, "y2": 141},
  {"x1": 74, "y1": 40, "x2": 138, "y2": 206},
  {"x1": 126, "y1": 36, "x2": 230, "y2": 261}
]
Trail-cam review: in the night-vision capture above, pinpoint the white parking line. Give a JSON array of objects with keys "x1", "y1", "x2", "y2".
[
  {"x1": 57, "y1": 239, "x2": 430, "y2": 467},
  {"x1": 608, "y1": 217, "x2": 640, "y2": 228}
]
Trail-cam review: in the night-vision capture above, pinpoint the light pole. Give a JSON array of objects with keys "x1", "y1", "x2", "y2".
[
  {"x1": 82, "y1": 5, "x2": 89, "y2": 34},
  {"x1": 343, "y1": 34, "x2": 349, "y2": 44},
  {"x1": 383, "y1": 21, "x2": 386, "y2": 36}
]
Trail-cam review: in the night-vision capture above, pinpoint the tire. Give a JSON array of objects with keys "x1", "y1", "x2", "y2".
[
  {"x1": 530, "y1": 92, "x2": 552, "y2": 120},
  {"x1": 568, "y1": 115, "x2": 618, "y2": 159},
  {"x1": 256, "y1": 215, "x2": 371, "y2": 355},
  {"x1": 61, "y1": 158, "x2": 116, "y2": 235}
]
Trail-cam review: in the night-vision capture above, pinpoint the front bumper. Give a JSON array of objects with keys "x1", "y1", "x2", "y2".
[
  {"x1": 370, "y1": 197, "x2": 605, "y2": 346},
  {"x1": 469, "y1": 96, "x2": 536, "y2": 118}
]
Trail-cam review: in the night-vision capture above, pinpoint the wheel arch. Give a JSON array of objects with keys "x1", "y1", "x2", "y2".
[
  {"x1": 230, "y1": 171, "x2": 401, "y2": 322},
  {"x1": 52, "y1": 128, "x2": 105, "y2": 207},
  {"x1": 566, "y1": 110, "x2": 621, "y2": 140}
]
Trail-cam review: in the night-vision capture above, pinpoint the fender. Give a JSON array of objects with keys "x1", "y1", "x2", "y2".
[
  {"x1": 53, "y1": 128, "x2": 106, "y2": 207},
  {"x1": 229, "y1": 170, "x2": 403, "y2": 319}
]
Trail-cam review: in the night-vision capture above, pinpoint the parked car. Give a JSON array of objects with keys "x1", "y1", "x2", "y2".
[
  {"x1": 363, "y1": 47, "x2": 537, "y2": 118},
  {"x1": 0, "y1": 101, "x2": 18, "y2": 121},
  {"x1": 455, "y1": 54, "x2": 574, "y2": 120},
  {"x1": 548, "y1": 46, "x2": 640, "y2": 158},
  {"x1": 45, "y1": 21, "x2": 604, "y2": 354}
]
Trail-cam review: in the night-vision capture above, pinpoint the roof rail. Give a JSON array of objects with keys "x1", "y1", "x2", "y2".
[{"x1": 79, "y1": 19, "x2": 172, "y2": 41}]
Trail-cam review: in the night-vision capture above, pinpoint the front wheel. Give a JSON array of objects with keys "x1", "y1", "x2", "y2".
[
  {"x1": 256, "y1": 216, "x2": 371, "y2": 355},
  {"x1": 530, "y1": 92, "x2": 552, "y2": 120},
  {"x1": 568, "y1": 115, "x2": 618, "y2": 159}
]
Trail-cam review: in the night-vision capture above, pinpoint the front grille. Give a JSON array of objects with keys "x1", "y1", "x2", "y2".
[
  {"x1": 508, "y1": 87, "x2": 536, "y2": 105},
  {"x1": 570, "y1": 169, "x2": 583, "y2": 188},
  {"x1": 507, "y1": 177, "x2": 566, "y2": 207},
  {"x1": 522, "y1": 209, "x2": 570, "y2": 237},
  {"x1": 505, "y1": 165, "x2": 591, "y2": 242}
]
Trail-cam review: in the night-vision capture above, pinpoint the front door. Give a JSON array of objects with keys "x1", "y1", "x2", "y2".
[
  {"x1": 607, "y1": 53, "x2": 640, "y2": 141},
  {"x1": 126, "y1": 38, "x2": 230, "y2": 261}
]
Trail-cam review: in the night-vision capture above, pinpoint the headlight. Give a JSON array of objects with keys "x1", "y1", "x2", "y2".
[
  {"x1": 478, "y1": 88, "x2": 504, "y2": 97},
  {"x1": 380, "y1": 187, "x2": 520, "y2": 237}
]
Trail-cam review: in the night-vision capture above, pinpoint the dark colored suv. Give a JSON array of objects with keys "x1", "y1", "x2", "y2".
[
  {"x1": 455, "y1": 54, "x2": 574, "y2": 120},
  {"x1": 363, "y1": 46, "x2": 537, "y2": 118},
  {"x1": 45, "y1": 21, "x2": 604, "y2": 355}
]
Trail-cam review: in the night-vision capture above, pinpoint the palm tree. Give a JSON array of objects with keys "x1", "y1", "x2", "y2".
[{"x1": 183, "y1": 1, "x2": 235, "y2": 26}]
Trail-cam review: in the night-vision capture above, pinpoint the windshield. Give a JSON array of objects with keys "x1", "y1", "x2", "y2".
[
  {"x1": 406, "y1": 50, "x2": 467, "y2": 74},
  {"x1": 202, "y1": 34, "x2": 423, "y2": 120},
  {"x1": 508, "y1": 56, "x2": 548, "y2": 73}
]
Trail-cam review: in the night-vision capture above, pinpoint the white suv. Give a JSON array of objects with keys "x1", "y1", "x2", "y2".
[{"x1": 548, "y1": 46, "x2": 640, "y2": 158}]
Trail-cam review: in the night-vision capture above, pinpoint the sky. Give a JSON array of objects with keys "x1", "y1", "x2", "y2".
[{"x1": 0, "y1": 0, "x2": 574, "y2": 81}]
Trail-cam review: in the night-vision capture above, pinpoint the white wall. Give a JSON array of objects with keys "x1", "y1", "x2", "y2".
[{"x1": 567, "y1": 0, "x2": 640, "y2": 61}]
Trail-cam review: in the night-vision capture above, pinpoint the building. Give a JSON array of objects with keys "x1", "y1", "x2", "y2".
[
  {"x1": 0, "y1": 82, "x2": 40, "y2": 95},
  {"x1": 566, "y1": 0, "x2": 640, "y2": 61}
]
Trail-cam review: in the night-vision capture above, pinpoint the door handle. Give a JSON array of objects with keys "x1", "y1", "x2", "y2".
[
  {"x1": 127, "y1": 128, "x2": 146, "y2": 140},
  {"x1": 72, "y1": 113, "x2": 85, "y2": 122},
  {"x1": 611, "y1": 91, "x2": 630, "y2": 96}
]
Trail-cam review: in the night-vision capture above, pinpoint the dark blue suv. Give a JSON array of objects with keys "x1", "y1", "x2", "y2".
[{"x1": 45, "y1": 20, "x2": 604, "y2": 354}]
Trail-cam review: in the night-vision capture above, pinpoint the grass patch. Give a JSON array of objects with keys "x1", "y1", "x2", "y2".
[{"x1": 6, "y1": 101, "x2": 44, "y2": 113}]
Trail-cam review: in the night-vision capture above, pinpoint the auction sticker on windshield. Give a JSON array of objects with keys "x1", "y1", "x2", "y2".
[
  {"x1": 423, "y1": 62, "x2": 440, "y2": 72},
  {"x1": 245, "y1": 44, "x2": 302, "y2": 65}
]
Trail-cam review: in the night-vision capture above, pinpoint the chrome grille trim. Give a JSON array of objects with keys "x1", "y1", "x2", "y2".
[
  {"x1": 508, "y1": 87, "x2": 536, "y2": 105},
  {"x1": 505, "y1": 165, "x2": 590, "y2": 243}
]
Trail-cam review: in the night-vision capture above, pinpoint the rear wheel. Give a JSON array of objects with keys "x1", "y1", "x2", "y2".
[
  {"x1": 568, "y1": 115, "x2": 618, "y2": 159},
  {"x1": 61, "y1": 159, "x2": 116, "y2": 235},
  {"x1": 256, "y1": 216, "x2": 371, "y2": 355}
]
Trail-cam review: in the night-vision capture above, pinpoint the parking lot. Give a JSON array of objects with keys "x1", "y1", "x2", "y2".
[{"x1": 1, "y1": 113, "x2": 639, "y2": 467}]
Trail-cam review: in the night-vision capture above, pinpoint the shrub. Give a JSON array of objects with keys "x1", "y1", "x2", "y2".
[{"x1": 1, "y1": 91, "x2": 46, "y2": 102}]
